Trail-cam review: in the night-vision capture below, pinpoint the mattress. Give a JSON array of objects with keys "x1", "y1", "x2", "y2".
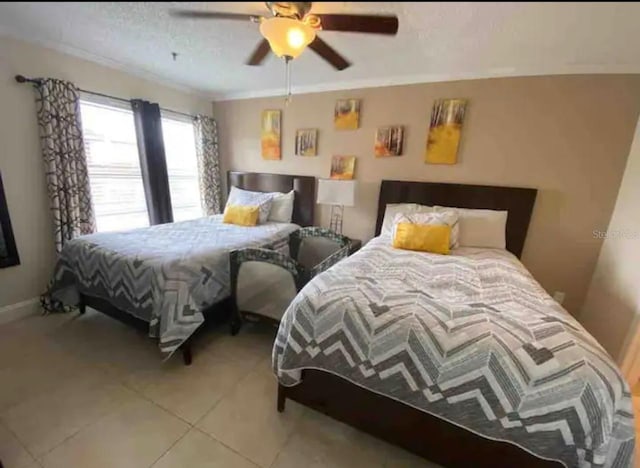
[
  {"x1": 273, "y1": 236, "x2": 635, "y2": 467},
  {"x1": 47, "y1": 215, "x2": 299, "y2": 354}
]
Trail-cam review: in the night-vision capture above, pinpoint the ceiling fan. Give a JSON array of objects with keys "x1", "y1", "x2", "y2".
[{"x1": 170, "y1": 2, "x2": 399, "y2": 71}]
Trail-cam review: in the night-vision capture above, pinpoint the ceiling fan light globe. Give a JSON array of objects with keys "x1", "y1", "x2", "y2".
[
  {"x1": 259, "y1": 17, "x2": 316, "y2": 59},
  {"x1": 287, "y1": 28, "x2": 305, "y2": 49}
]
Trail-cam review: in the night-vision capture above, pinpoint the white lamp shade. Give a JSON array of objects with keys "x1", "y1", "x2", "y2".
[{"x1": 316, "y1": 179, "x2": 356, "y2": 207}]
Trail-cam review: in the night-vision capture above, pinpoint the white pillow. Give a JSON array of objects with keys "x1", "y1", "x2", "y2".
[
  {"x1": 392, "y1": 211, "x2": 460, "y2": 249},
  {"x1": 226, "y1": 187, "x2": 275, "y2": 224},
  {"x1": 435, "y1": 206, "x2": 507, "y2": 249},
  {"x1": 268, "y1": 190, "x2": 295, "y2": 223},
  {"x1": 380, "y1": 203, "x2": 433, "y2": 235}
]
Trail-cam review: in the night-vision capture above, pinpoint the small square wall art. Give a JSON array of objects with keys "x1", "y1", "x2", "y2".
[
  {"x1": 334, "y1": 99, "x2": 360, "y2": 130},
  {"x1": 374, "y1": 126, "x2": 404, "y2": 157},
  {"x1": 330, "y1": 155, "x2": 356, "y2": 180},
  {"x1": 295, "y1": 128, "x2": 318, "y2": 156},
  {"x1": 425, "y1": 98, "x2": 468, "y2": 165},
  {"x1": 261, "y1": 109, "x2": 281, "y2": 160}
]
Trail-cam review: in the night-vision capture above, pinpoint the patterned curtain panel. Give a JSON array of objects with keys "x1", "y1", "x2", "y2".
[
  {"x1": 35, "y1": 78, "x2": 95, "y2": 253},
  {"x1": 193, "y1": 115, "x2": 222, "y2": 215}
]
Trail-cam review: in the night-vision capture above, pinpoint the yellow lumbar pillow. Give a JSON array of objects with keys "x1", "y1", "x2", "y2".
[
  {"x1": 393, "y1": 223, "x2": 451, "y2": 254},
  {"x1": 223, "y1": 204, "x2": 259, "y2": 226}
]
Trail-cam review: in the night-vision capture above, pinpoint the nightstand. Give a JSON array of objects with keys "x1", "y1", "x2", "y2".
[{"x1": 348, "y1": 238, "x2": 362, "y2": 255}]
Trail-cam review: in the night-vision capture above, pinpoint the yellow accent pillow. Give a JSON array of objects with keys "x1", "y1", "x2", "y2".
[
  {"x1": 223, "y1": 204, "x2": 259, "y2": 226},
  {"x1": 393, "y1": 223, "x2": 451, "y2": 254}
]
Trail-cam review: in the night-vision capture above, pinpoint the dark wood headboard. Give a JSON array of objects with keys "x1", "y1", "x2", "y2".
[
  {"x1": 375, "y1": 180, "x2": 537, "y2": 258},
  {"x1": 227, "y1": 171, "x2": 316, "y2": 227}
]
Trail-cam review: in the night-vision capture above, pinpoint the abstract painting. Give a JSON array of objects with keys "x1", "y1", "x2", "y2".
[
  {"x1": 374, "y1": 126, "x2": 404, "y2": 157},
  {"x1": 425, "y1": 99, "x2": 468, "y2": 164},
  {"x1": 261, "y1": 109, "x2": 281, "y2": 160},
  {"x1": 334, "y1": 99, "x2": 360, "y2": 130},
  {"x1": 330, "y1": 155, "x2": 356, "y2": 180},
  {"x1": 295, "y1": 128, "x2": 318, "y2": 156}
]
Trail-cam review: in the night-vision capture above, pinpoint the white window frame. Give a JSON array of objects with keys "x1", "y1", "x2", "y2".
[
  {"x1": 161, "y1": 111, "x2": 204, "y2": 222},
  {"x1": 79, "y1": 95, "x2": 150, "y2": 232}
]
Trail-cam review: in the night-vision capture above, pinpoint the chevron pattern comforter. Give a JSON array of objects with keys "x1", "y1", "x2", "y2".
[
  {"x1": 274, "y1": 237, "x2": 635, "y2": 467},
  {"x1": 48, "y1": 215, "x2": 298, "y2": 354}
]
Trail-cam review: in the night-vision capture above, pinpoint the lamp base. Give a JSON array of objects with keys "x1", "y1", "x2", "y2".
[{"x1": 329, "y1": 205, "x2": 344, "y2": 234}]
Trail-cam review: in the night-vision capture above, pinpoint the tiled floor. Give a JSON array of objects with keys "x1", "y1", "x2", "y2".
[{"x1": 0, "y1": 310, "x2": 438, "y2": 468}]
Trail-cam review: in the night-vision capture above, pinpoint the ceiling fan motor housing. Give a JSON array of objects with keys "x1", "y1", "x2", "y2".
[{"x1": 266, "y1": 2, "x2": 313, "y2": 20}]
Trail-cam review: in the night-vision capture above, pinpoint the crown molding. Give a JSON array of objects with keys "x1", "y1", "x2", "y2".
[
  {"x1": 211, "y1": 64, "x2": 640, "y2": 101},
  {"x1": 0, "y1": 29, "x2": 212, "y2": 101},
  {"x1": 2, "y1": 28, "x2": 636, "y2": 104}
]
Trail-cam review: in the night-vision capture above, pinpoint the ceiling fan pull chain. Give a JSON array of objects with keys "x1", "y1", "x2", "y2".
[{"x1": 285, "y1": 56, "x2": 292, "y2": 106}]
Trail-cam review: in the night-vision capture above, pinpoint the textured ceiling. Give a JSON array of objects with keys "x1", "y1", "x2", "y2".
[{"x1": 0, "y1": 2, "x2": 639, "y2": 100}]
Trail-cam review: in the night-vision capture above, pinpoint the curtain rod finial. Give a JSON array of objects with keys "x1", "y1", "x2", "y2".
[{"x1": 15, "y1": 74, "x2": 27, "y2": 83}]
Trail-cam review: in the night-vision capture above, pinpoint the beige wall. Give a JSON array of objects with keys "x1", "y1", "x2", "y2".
[
  {"x1": 0, "y1": 36, "x2": 211, "y2": 308},
  {"x1": 580, "y1": 116, "x2": 640, "y2": 361},
  {"x1": 214, "y1": 74, "x2": 640, "y2": 314}
]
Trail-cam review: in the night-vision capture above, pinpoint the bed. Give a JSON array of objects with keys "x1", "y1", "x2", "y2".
[
  {"x1": 273, "y1": 180, "x2": 635, "y2": 468},
  {"x1": 46, "y1": 171, "x2": 315, "y2": 364}
]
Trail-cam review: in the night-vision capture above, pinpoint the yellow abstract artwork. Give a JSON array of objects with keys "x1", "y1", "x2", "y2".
[
  {"x1": 330, "y1": 155, "x2": 356, "y2": 180},
  {"x1": 334, "y1": 99, "x2": 360, "y2": 130},
  {"x1": 295, "y1": 129, "x2": 318, "y2": 156},
  {"x1": 261, "y1": 110, "x2": 281, "y2": 160},
  {"x1": 374, "y1": 126, "x2": 404, "y2": 157},
  {"x1": 425, "y1": 99, "x2": 468, "y2": 164}
]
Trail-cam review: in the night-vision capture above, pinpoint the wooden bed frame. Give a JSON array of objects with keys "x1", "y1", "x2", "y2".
[
  {"x1": 78, "y1": 171, "x2": 316, "y2": 365},
  {"x1": 277, "y1": 180, "x2": 557, "y2": 468}
]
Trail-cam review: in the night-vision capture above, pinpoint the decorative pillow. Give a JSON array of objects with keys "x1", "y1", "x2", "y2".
[
  {"x1": 380, "y1": 203, "x2": 433, "y2": 235},
  {"x1": 434, "y1": 206, "x2": 507, "y2": 249},
  {"x1": 223, "y1": 205, "x2": 259, "y2": 226},
  {"x1": 268, "y1": 190, "x2": 295, "y2": 223},
  {"x1": 226, "y1": 187, "x2": 274, "y2": 224},
  {"x1": 392, "y1": 211, "x2": 459, "y2": 249},
  {"x1": 393, "y1": 223, "x2": 451, "y2": 254}
]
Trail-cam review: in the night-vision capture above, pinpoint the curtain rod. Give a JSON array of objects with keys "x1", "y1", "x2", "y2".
[{"x1": 14, "y1": 74, "x2": 196, "y2": 119}]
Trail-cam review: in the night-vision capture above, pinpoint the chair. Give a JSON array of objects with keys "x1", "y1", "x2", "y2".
[{"x1": 229, "y1": 227, "x2": 351, "y2": 334}]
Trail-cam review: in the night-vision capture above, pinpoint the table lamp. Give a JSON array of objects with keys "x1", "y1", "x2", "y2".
[{"x1": 316, "y1": 179, "x2": 356, "y2": 234}]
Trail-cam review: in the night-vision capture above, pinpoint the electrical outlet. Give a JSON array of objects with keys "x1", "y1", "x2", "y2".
[{"x1": 553, "y1": 291, "x2": 566, "y2": 304}]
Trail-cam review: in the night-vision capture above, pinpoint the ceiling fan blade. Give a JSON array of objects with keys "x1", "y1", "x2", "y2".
[
  {"x1": 315, "y1": 14, "x2": 399, "y2": 35},
  {"x1": 170, "y1": 10, "x2": 261, "y2": 21},
  {"x1": 308, "y1": 37, "x2": 351, "y2": 71},
  {"x1": 246, "y1": 39, "x2": 272, "y2": 66}
]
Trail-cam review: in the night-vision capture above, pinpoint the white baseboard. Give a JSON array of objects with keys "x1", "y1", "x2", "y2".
[{"x1": 0, "y1": 297, "x2": 41, "y2": 325}]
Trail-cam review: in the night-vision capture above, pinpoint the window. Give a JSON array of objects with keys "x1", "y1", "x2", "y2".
[
  {"x1": 80, "y1": 100, "x2": 149, "y2": 232},
  {"x1": 161, "y1": 114, "x2": 203, "y2": 222}
]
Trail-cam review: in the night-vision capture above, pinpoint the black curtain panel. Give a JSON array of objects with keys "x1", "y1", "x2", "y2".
[{"x1": 131, "y1": 99, "x2": 173, "y2": 225}]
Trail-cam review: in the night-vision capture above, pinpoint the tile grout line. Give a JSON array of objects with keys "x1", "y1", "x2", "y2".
[
  {"x1": 146, "y1": 425, "x2": 191, "y2": 468},
  {"x1": 12, "y1": 316, "x2": 281, "y2": 468},
  {"x1": 33, "y1": 391, "x2": 135, "y2": 463},
  {"x1": 29, "y1": 320, "x2": 159, "y2": 463},
  {"x1": 190, "y1": 352, "x2": 267, "y2": 429},
  {"x1": 189, "y1": 349, "x2": 283, "y2": 468},
  {"x1": 267, "y1": 398, "x2": 312, "y2": 468},
  {"x1": 194, "y1": 427, "x2": 262, "y2": 468},
  {"x1": 113, "y1": 334, "x2": 273, "y2": 465},
  {"x1": 0, "y1": 418, "x2": 39, "y2": 467},
  {"x1": 267, "y1": 427, "x2": 295, "y2": 468},
  {"x1": 141, "y1": 345, "x2": 272, "y2": 468}
]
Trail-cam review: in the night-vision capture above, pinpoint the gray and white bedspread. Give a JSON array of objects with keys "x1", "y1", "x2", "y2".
[
  {"x1": 273, "y1": 236, "x2": 635, "y2": 467},
  {"x1": 48, "y1": 215, "x2": 298, "y2": 355}
]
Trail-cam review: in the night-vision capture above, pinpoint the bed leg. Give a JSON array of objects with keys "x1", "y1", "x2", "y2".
[
  {"x1": 78, "y1": 301, "x2": 86, "y2": 315},
  {"x1": 277, "y1": 384, "x2": 286, "y2": 412},
  {"x1": 181, "y1": 343, "x2": 192, "y2": 366},
  {"x1": 230, "y1": 305, "x2": 242, "y2": 336}
]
